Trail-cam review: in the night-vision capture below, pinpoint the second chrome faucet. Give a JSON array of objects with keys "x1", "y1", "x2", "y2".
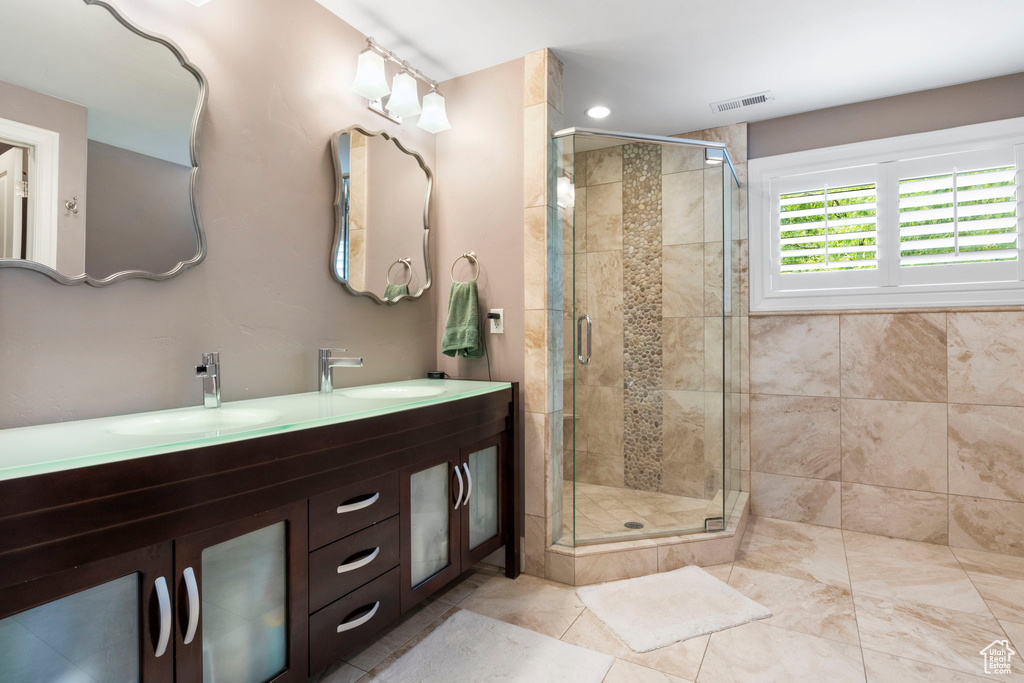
[
  {"x1": 319, "y1": 348, "x2": 363, "y2": 393},
  {"x1": 195, "y1": 352, "x2": 221, "y2": 408}
]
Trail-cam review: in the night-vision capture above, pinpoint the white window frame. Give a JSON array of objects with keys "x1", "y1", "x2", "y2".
[{"x1": 750, "y1": 117, "x2": 1024, "y2": 311}]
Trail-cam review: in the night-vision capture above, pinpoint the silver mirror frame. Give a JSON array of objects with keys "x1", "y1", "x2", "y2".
[
  {"x1": 0, "y1": 0, "x2": 209, "y2": 287},
  {"x1": 330, "y1": 125, "x2": 432, "y2": 305}
]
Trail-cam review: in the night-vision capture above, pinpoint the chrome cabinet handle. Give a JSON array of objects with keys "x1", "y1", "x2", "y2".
[
  {"x1": 337, "y1": 547, "x2": 380, "y2": 574},
  {"x1": 577, "y1": 314, "x2": 592, "y2": 365},
  {"x1": 454, "y1": 465, "x2": 464, "y2": 510},
  {"x1": 182, "y1": 566, "x2": 200, "y2": 645},
  {"x1": 337, "y1": 492, "x2": 380, "y2": 514},
  {"x1": 337, "y1": 601, "x2": 380, "y2": 633},
  {"x1": 154, "y1": 576, "x2": 171, "y2": 658},
  {"x1": 462, "y1": 463, "x2": 472, "y2": 505}
]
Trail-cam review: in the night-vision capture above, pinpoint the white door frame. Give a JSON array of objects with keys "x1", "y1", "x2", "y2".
[{"x1": 0, "y1": 117, "x2": 60, "y2": 269}]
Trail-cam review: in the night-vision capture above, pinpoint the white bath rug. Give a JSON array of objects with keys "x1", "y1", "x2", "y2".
[
  {"x1": 374, "y1": 609, "x2": 614, "y2": 682},
  {"x1": 576, "y1": 565, "x2": 772, "y2": 653}
]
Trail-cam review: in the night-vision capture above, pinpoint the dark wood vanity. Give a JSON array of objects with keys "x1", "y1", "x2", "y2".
[{"x1": 0, "y1": 384, "x2": 520, "y2": 682}]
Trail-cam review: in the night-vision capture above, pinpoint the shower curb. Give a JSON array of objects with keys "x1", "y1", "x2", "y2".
[{"x1": 538, "y1": 493, "x2": 750, "y2": 586}]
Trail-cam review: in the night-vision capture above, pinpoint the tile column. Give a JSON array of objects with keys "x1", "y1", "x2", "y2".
[{"x1": 522, "y1": 49, "x2": 565, "y2": 578}]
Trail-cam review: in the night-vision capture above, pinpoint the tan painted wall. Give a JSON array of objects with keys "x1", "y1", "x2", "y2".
[
  {"x1": 84, "y1": 140, "x2": 196, "y2": 279},
  {"x1": 0, "y1": 79, "x2": 87, "y2": 275},
  {"x1": 434, "y1": 57, "x2": 526, "y2": 387},
  {"x1": 0, "y1": 0, "x2": 440, "y2": 428},
  {"x1": 748, "y1": 71, "x2": 1024, "y2": 159}
]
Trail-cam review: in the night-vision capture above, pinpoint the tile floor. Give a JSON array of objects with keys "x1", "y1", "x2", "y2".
[
  {"x1": 559, "y1": 481, "x2": 727, "y2": 545},
  {"x1": 315, "y1": 515, "x2": 1024, "y2": 682}
]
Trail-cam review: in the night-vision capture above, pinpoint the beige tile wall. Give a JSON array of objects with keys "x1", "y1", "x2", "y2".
[
  {"x1": 749, "y1": 310, "x2": 1024, "y2": 556},
  {"x1": 522, "y1": 49, "x2": 564, "y2": 579}
]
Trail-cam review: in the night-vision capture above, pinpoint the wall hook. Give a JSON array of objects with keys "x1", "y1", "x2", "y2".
[{"x1": 64, "y1": 197, "x2": 79, "y2": 215}]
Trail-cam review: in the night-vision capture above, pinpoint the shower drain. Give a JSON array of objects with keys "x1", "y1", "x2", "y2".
[{"x1": 624, "y1": 521, "x2": 645, "y2": 530}]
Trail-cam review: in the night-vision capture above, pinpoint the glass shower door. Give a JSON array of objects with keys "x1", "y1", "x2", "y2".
[{"x1": 556, "y1": 131, "x2": 736, "y2": 546}]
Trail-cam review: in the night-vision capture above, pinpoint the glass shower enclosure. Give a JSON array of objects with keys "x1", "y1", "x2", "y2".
[{"x1": 553, "y1": 128, "x2": 743, "y2": 546}]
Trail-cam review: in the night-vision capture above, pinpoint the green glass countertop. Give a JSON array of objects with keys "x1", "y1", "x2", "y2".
[{"x1": 0, "y1": 379, "x2": 512, "y2": 482}]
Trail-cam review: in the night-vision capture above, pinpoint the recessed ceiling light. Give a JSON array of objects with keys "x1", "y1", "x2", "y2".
[{"x1": 585, "y1": 105, "x2": 611, "y2": 119}]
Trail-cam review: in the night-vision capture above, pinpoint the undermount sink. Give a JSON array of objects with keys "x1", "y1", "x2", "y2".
[
  {"x1": 340, "y1": 385, "x2": 447, "y2": 400},
  {"x1": 107, "y1": 408, "x2": 281, "y2": 437}
]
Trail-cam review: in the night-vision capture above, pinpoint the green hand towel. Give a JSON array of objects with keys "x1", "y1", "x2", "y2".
[
  {"x1": 442, "y1": 280, "x2": 482, "y2": 358},
  {"x1": 384, "y1": 283, "x2": 410, "y2": 301}
]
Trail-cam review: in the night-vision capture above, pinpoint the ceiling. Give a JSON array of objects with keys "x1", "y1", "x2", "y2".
[{"x1": 316, "y1": 0, "x2": 1024, "y2": 136}]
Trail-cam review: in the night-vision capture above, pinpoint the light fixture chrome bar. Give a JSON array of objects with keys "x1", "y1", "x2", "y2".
[
  {"x1": 365, "y1": 37, "x2": 439, "y2": 91},
  {"x1": 553, "y1": 126, "x2": 740, "y2": 185}
]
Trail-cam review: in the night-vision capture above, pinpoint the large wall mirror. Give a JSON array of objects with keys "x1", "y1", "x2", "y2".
[
  {"x1": 331, "y1": 126, "x2": 432, "y2": 304},
  {"x1": 0, "y1": 0, "x2": 207, "y2": 286}
]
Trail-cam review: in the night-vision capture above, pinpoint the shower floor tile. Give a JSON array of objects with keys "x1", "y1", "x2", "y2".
[{"x1": 561, "y1": 481, "x2": 721, "y2": 544}]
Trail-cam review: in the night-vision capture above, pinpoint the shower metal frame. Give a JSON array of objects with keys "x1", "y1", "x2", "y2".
[{"x1": 553, "y1": 127, "x2": 741, "y2": 184}]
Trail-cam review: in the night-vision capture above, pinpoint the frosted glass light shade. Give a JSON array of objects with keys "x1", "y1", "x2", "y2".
[
  {"x1": 416, "y1": 91, "x2": 451, "y2": 134},
  {"x1": 351, "y1": 50, "x2": 390, "y2": 100},
  {"x1": 386, "y1": 72, "x2": 421, "y2": 117},
  {"x1": 185, "y1": 0, "x2": 212, "y2": 5}
]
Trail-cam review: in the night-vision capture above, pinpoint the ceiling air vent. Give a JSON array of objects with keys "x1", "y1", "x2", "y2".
[{"x1": 710, "y1": 90, "x2": 775, "y2": 114}]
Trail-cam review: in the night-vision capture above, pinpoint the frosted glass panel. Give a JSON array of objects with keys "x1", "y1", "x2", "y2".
[
  {"x1": 468, "y1": 446, "x2": 499, "y2": 549},
  {"x1": 0, "y1": 574, "x2": 140, "y2": 682},
  {"x1": 410, "y1": 462, "x2": 450, "y2": 587},
  {"x1": 201, "y1": 522, "x2": 287, "y2": 683}
]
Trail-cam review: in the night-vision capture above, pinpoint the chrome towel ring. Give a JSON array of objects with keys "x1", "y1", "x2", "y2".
[
  {"x1": 450, "y1": 252, "x2": 480, "y2": 282},
  {"x1": 387, "y1": 258, "x2": 413, "y2": 286}
]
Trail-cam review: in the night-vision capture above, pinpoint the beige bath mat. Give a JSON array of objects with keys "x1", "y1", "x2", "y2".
[
  {"x1": 576, "y1": 565, "x2": 771, "y2": 652},
  {"x1": 375, "y1": 609, "x2": 614, "y2": 682}
]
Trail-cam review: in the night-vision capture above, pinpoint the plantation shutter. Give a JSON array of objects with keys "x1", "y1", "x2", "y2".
[
  {"x1": 899, "y1": 163, "x2": 1018, "y2": 267},
  {"x1": 779, "y1": 183, "x2": 877, "y2": 273}
]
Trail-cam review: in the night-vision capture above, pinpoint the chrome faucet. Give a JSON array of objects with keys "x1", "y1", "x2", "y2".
[
  {"x1": 319, "y1": 348, "x2": 363, "y2": 393},
  {"x1": 195, "y1": 352, "x2": 221, "y2": 409}
]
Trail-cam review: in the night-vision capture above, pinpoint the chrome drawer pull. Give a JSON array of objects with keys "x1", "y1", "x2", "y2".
[
  {"x1": 337, "y1": 492, "x2": 380, "y2": 514},
  {"x1": 337, "y1": 601, "x2": 380, "y2": 633},
  {"x1": 182, "y1": 566, "x2": 200, "y2": 645},
  {"x1": 454, "y1": 465, "x2": 464, "y2": 510},
  {"x1": 154, "y1": 576, "x2": 171, "y2": 658},
  {"x1": 337, "y1": 547, "x2": 380, "y2": 574},
  {"x1": 462, "y1": 463, "x2": 472, "y2": 504}
]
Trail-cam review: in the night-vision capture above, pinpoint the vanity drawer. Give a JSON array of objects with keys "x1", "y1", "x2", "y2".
[
  {"x1": 309, "y1": 515, "x2": 400, "y2": 613},
  {"x1": 309, "y1": 472, "x2": 399, "y2": 550},
  {"x1": 309, "y1": 566, "x2": 401, "y2": 674}
]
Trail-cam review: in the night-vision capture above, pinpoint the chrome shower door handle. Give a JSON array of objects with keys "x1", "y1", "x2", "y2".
[{"x1": 577, "y1": 314, "x2": 593, "y2": 365}]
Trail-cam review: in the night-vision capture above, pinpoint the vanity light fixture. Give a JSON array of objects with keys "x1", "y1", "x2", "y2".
[
  {"x1": 184, "y1": 0, "x2": 212, "y2": 5},
  {"x1": 416, "y1": 88, "x2": 451, "y2": 134},
  {"x1": 351, "y1": 38, "x2": 449, "y2": 133},
  {"x1": 351, "y1": 48, "x2": 391, "y2": 101},
  {"x1": 585, "y1": 105, "x2": 611, "y2": 119},
  {"x1": 386, "y1": 70, "x2": 422, "y2": 117}
]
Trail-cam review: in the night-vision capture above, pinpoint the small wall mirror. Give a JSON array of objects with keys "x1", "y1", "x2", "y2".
[
  {"x1": 331, "y1": 126, "x2": 432, "y2": 304},
  {"x1": 0, "y1": 0, "x2": 207, "y2": 286}
]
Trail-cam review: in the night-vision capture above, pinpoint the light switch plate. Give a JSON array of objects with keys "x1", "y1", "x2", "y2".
[{"x1": 489, "y1": 309, "x2": 504, "y2": 334}]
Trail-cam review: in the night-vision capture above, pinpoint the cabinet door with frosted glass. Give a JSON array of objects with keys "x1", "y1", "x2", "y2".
[
  {"x1": 173, "y1": 501, "x2": 308, "y2": 683},
  {"x1": 399, "y1": 452, "x2": 462, "y2": 611},
  {"x1": 0, "y1": 543, "x2": 174, "y2": 683},
  {"x1": 459, "y1": 434, "x2": 507, "y2": 568}
]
